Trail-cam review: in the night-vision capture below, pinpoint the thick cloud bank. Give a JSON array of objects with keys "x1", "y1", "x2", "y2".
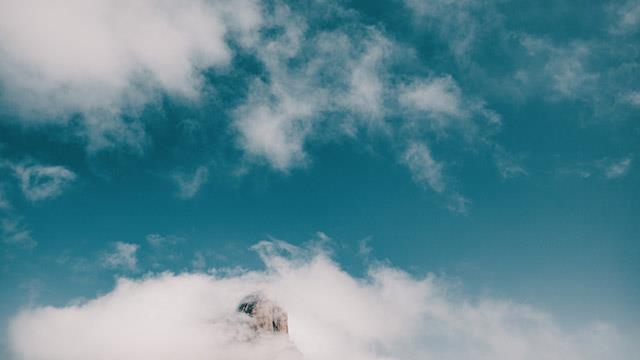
[{"x1": 8, "y1": 241, "x2": 631, "y2": 360}]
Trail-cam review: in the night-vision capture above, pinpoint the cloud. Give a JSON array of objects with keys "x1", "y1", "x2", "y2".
[
  {"x1": 609, "y1": 0, "x2": 640, "y2": 35},
  {"x1": 357, "y1": 236, "x2": 373, "y2": 258},
  {"x1": 1, "y1": 216, "x2": 35, "y2": 249},
  {"x1": 557, "y1": 156, "x2": 633, "y2": 180},
  {"x1": 601, "y1": 157, "x2": 632, "y2": 179},
  {"x1": 0, "y1": 184, "x2": 35, "y2": 249},
  {"x1": 446, "y1": 192, "x2": 471, "y2": 214},
  {"x1": 0, "y1": 188, "x2": 10, "y2": 210},
  {"x1": 398, "y1": 76, "x2": 468, "y2": 130},
  {"x1": 494, "y1": 147, "x2": 528, "y2": 179},
  {"x1": 102, "y1": 242, "x2": 139, "y2": 272},
  {"x1": 401, "y1": 142, "x2": 446, "y2": 193},
  {"x1": 621, "y1": 91, "x2": 640, "y2": 107},
  {"x1": 233, "y1": 78, "x2": 316, "y2": 171},
  {"x1": 398, "y1": 75, "x2": 501, "y2": 144},
  {"x1": 12, "y1": 164, "x2": 76, "y2": 202},
  {"x1": 0, "y1": 0, "x2": 501, "y2": 213},
  {"x1": 172, "y1": 166, "x2": 209, "y2": 199},
  {"x1": 8, "y1": 240, "x2": 633, "y2": 360},
  {"x1": 405, "y1": 0, "x2": 637, "y2": 129},
  {"x1": 0, "y1": 0, "x2": 501, "y2": 212},
  {"x1": 403, "y1": 0, "x2": 501, "y2": 61},
  {"x1": 401, "y1": 142, "x2": 470, "y2": 214},
  {"x1": 192, "y1": 251, "x2": 208, "y2": 271},
  {"x1": 399, "y1": 76, "x2": 463, "y2": 118},
  {"x1": 518, "y1": 36, "x2": 599, "y2": 99},
  {"x1": 341, "y1": 32, "x2": 391, "y2": 122},
  {"x1": 229, "y1": 2, "x2": 497, "y2": 182},
  {"x1": 232, "y1": 5, "x2": 401, "y2": 171},
  {"x1": 231, "y1": 6, "x2": 316, "y2": 171},
  {"x1": 0, "y1": 0, "x2": 262, "y2": 151},
  {"x1": 146, "y1": 233, "x2": 185, "y2": 248}
]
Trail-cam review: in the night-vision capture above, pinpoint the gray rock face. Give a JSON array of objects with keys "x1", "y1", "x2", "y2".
[{"x1": 237, "y1": 293, "x2": 289, "y2": 334}]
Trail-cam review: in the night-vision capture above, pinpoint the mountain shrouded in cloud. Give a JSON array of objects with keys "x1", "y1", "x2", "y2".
[
  {"x1": 8, "y1": 241, "x2": 631, "y2": 360},
  {"x1": 0, "y1": 0, "x2": 638, "y2": 359}
]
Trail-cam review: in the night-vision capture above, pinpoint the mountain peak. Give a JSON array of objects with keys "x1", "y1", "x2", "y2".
[{"x1": 237, "y1": 292, "x2": 289, "y2": 334}]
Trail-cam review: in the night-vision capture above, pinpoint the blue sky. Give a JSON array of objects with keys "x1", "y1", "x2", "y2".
[{"x1": 0, "y1": 0, "x2": 639, "y2": 358}]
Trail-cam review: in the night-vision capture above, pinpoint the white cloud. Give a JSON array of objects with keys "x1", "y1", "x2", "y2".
[
  {"x1": 399, "y1": 76, "x2": 463, "y2": 118},
  {"x1": 146, "y1": 233, "x2": 185, "y2": 248},
  {"x1": 234, "y1": 79, "x2": 316, "y2": 171},
  {"x1": 172, "y1": 166, "x2": 209, "y2": 199},
  {"x1": 401, "y1": 142, "x2": 471, "y2": 213},
  {"x1": 601, "y1": 157, "x2": 632, "y2": 179},
  {"x1": 342, "y1": 33, "x2": 391, "y2": 122},
  {"x1": 13, "y1": 164, "x2": 76, "y2": 202},
  {"x1": 102, "y1": 241, "x2": 139, "y2": 272},
  {"x1": 558, "y1": 156, "x2": 633, "y2": 180},
  {"x1": 519, "y1": 36, "x2": 599, "y2": 99},
  {"x1": 622, "y1": 91, "x2": 640, "y2": 106},
  {"x1": 0, "y1": 0, "x2": 499, "y2": 212},
  {"x1": 8, "y1": 240, "x2": 633, "y2": 360},
  {"x1": 226, "y1": 6, "x2": 498, "y2": 212},
  {"x1": 232, "y1": 5, "x2": 317, "y2": 171},
  {"x1": 0, "y1": 0, "x2": 262, "y2": 151},
  {"x1": 398, "y1": 75, "x2": 501, "y2": 144},
  {"x1": 232, "y1": 6, "x2": 401, "y2": 171},
  {"x1": 402, "y1": 142, "x2": 445, "y2": 193}
]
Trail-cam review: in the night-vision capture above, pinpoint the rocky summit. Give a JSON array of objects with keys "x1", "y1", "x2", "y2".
[{"x1": 237, "y1": 293, "x2": 289, "y2": 334}]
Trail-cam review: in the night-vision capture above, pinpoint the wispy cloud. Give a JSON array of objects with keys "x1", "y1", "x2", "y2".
[
  {"x1": 0, "y1": 187, "x2": 11, "y2": 210},
  {"x1": 402, "y1": 142, "x2": 446, "y2": 193},
  {"x1": 232, "y1": 10, "x2": 397, "y2": 171},
  {"x1": 519, "y1": 36, "x2": 599, "y2": 99},
  {"x1": 0, "y1": 0, "x2": 506, "y2": 213},
  {"x1": 0, "y1": 183, "x2": 36, "y2": 249},
  {"x1": 12, "y1": 164, "x2": 76, "y2": 202},
  {"x1": 609, "y1": 0, "x2": 640, "y2": 35},
  {"x1": 621, "y1": 91, "x2": 640, "y2": 107},
  {"x1": 172, "y1": 166, "x2": 209, "y2": 200},
  {"x1": 399, "y1": 76, "x2": 464, "y2": 118},
  {"x1": 1, "y1": 216, "x2": 35, "y2": 249},
  {"x1": 494, "y1": 147, "x2": 528, "y2": 179},
  {"x1": 601, "y1": 157, "x2": 632, "y2": 179},
  {"x1": 401, "y1": 142, "x2": 470, "y2": 213},
  {"x1": 357, "y1": 236, "x2": 373, "y2": 258},
  {"x1": 398, "y1": 75, "x2": 501, "y2": 145},
  {"x1": 191, "y1": 251, "x2": 207, "y2": 271},
  {"x1": 8, "y1": 240, "x2": 633, "y2": 360},
  {"x1": 342, "y1": 32, "x2": 391, "y2": 122},
  {"x1": 558, "y1": 156, "x2": 633, "y2": 180},
  {"x1": 403, "y1": 0, "x2": 505, "y2": 64},
  {"x1": 233, "y1": 78, "x2": 315, "y2": 171},
  {"x1": 102, "y1": 242, "x2": 139, "y2": 272},
  {"x1": 146, "y1": 233, "x2": 185, "y2": 248}
]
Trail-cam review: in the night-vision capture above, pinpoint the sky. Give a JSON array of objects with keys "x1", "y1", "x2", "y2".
[{"x1": 0, "y1": 0, "x2": 639, "y2": 359}]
